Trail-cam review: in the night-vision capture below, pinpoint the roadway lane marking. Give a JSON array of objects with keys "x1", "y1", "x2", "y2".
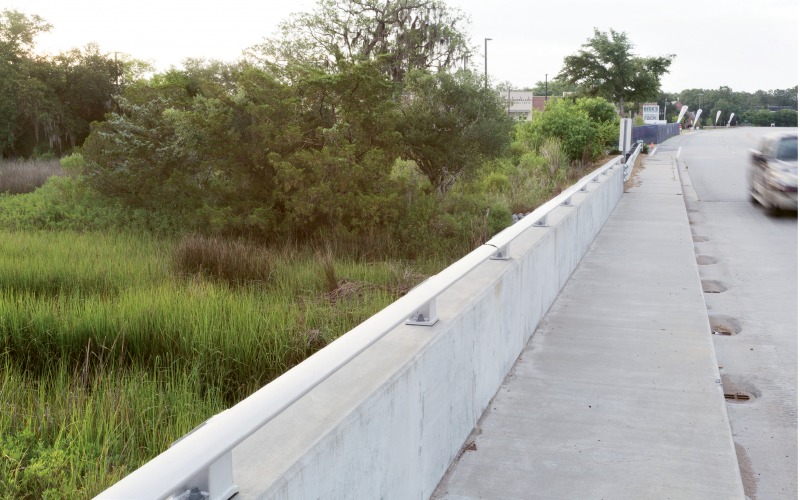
[
  {"x1": 745, "y1": 132, "x2": 762, "y2": 146},
  {"x1": 649, "y1": 147, "x2": 658, "y2": 156},
  {"x1": 677, "y1": 147, "x2": 681, "y2": 158}
]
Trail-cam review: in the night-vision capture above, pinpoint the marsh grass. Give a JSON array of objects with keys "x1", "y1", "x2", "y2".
[
  {"x1": 173, "y1": 233, "x2": 274, "y2": 286},
  {"x1": 0, "y1": 159, "x2": 64, "y2": 195},
  {"x1": 0, "y1": 229, "x2": 442, "y2": 497}
]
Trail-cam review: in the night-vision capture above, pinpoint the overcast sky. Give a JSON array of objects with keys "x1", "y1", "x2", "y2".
[{"x1": 14, "y1": 0, "x2": 799, "y2": 93}]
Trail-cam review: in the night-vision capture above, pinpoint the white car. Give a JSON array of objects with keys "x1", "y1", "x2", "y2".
[{"x1": 748, "y1": 133, "x2": 798, "y2": 212}]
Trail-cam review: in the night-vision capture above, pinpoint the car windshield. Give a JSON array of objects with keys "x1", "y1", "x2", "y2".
[{"x1": 777, "y1": 137, "x2": 798, "y2": 160}]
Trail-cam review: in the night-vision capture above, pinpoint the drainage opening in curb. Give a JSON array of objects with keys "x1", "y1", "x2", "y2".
[
  {"x1": 693, "y1": 235, "x2": 709, "y2": 242},
  {"x1": 709, "y1": 315, "x2": 742, "y2": 336},
  {"x1": 696, "y1": 255, "x2": 719, "y2": 265},
  {"x1": 702, "y1": 280, "x2": 727, "y2": 294},
  {"x1": 725, "y1": 393, "x2": 751, "y2": 401},
  {"x1": 721, "y1": 374, "x2": 761, "y2": 402}
]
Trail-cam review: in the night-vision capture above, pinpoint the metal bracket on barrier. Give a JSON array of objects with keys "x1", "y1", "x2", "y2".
[
  {"x1": 579, "y1": 183, "x2": 588, "y2": 192},
  {"x1": 171, "y1": 424, "x2": 239, "y2": 500},
  {"x1": 533, "y1": 213, "x2": 548, "y2": 227},
  {"x1": 590, "y1": 175, "x2": 600, "y2": 183},
  {"x1": 489, "y1": 242, "x2": 511, "y2": 261},
  {"x1": 406, "y1": 298, "x2": 439, "y2": 326},
  {"x1": 561, "y1": 195, "x2": 573, "y2": 207}
]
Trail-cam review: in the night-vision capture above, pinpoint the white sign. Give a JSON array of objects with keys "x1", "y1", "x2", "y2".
[
  {"x1": 728, "y1": 113, "x2": 735, "y2": 127},
  {"x1": 693, "y1": 109, "x2": 703, "y2": 129},
  {"x1": 642, "y1": 105, "x2": 660, "y2": 122},
  {"x1": 498, "y1": 91, "x2": 533, "y2": 113},
  {"x1": 676, "y1": 105, "x2": 688, "y2": 124},
  {"x1": 715, "y1": 110, "x2": 721, "y2": 126}
]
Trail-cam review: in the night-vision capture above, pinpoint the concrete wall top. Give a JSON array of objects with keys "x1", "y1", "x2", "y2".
[{"x1": 231, "y1": 160, "x2": 625, "y2": 500}]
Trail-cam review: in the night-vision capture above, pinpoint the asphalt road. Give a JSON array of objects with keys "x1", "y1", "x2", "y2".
[{"x1": 654, "y1": 128, "x2": 798, "y2": 500}]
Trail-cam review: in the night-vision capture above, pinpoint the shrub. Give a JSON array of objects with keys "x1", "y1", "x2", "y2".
[
  {"x1": 0, "y1": 174, "x2": 188, "y2": 234},
  {"x1": 634, "y1": 115, "x2": 645, "y2": 126},
  {"x1": 540, "y1": 137, "x2": 567, "y2": 177},
  {"x1": 172, "y1": 233, "x2": 274, "y2": 286},
  {"x1": 484, "y1": 172, "x2": 511, "y2": 193},
  {"x1": 518, "y1": 104, "x2": 592, "y2": 161}
]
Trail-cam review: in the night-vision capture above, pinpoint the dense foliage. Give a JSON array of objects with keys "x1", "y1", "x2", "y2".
[
  {"x1": 82, "y1": 61, "x2": 403, "y2": 236},
  {"x1": 557, "y1": 29, "x2": 675, "y2": 116},
  {"x1": 397, "y1": 69, "x2": 513, "y2": 192},
  {"x1": 0, "y1": 9, "x2": 151, "y2": 158},
  {"x1": 252, "y1": 0, "x2": 471, "y2": 83},
  {"x1": 516, "y1": 97, "x2": 619, "y2": 163}
]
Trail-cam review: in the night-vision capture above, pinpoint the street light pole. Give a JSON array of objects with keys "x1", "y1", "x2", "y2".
[
  {"x1": 484, "y1": 38, "x2": 492, "y2": 88},
  {"x1": 545, "y1": 74, "x2": 548, "y2": 102}
]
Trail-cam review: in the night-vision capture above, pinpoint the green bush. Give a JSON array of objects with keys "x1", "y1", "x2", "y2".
[
  {"x1": 515, "y1": 97, "x2": 619, "y2": 163},
  {"x1": 0, "y1": 173, "x2": 188, "y2": 234}
]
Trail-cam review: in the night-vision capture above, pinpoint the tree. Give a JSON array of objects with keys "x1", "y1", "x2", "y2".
[
  {"x1": 0, "y1": 9, "x2": 52, "y2": 154},
  {"x1": 250, "y1": 0, "x2": 471, "y2": 83},
  {"x1": 396, "y1": 69, "x2": 512, "y2": 193},
  {"x1": 83, "y1": 60, "x2": 403, "y2": 234},
  {"x1": 557, "y1": 29, "x2": 674, "y2": 116},
  {"x1": 516, "y1": 97, "x2": 618, "y2": 163},
  {"x1": 774, "y1": 109, "x2": 798, "y2": 127},
  {"x1": 0, "y1": 9, "x2": 138, "y2": 157},
  {"x1": 742, "y1": 109, "x2": 774, "y2": 126}
]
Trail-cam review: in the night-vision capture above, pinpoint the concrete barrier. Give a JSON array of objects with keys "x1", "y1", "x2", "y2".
[{"x1": 230, "y1": 159, "x2": 625, "y2": 500}]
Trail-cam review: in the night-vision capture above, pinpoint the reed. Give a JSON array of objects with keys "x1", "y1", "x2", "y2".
[
  {"x1": 0, "y1": 158, "x2": 64, "y2": 195},
  {"x1": 0, "y1": 229, "x2": 444, "y2": 497}
]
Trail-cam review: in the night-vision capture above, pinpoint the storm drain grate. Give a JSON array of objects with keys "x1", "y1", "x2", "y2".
[{"x1": 724, "y1": 394, "x2": 750, "y2": 401}]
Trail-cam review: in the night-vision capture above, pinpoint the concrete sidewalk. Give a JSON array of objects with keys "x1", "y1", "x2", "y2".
[{"x1": 432, "y1": 156, "x2": 745, "y2": 499}]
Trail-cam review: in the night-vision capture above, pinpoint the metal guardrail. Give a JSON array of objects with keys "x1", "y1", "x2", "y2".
[
  {"x1": 623, "y1": 142, "x2": 642, "y2": 183},
  {"x1": 95, "y1": 156, "x2": 623, "y2": 500}
]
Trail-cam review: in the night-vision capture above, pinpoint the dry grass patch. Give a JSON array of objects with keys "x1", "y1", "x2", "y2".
[
  {"x1": 173, "y1": 233, "x2": 274, "y2": 286},
  {"x1": 0, "y1": 158, "x2": 64, "y2": 194}
]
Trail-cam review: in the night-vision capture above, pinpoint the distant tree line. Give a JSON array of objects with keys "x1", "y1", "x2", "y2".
[{"x1": 0, "y1": 10, "x2": 153, "y2": 158}]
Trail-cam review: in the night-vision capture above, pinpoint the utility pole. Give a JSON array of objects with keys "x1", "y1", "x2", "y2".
[
  {"x1": 484, "y1": 38, "x2": 492, "y2": 88},
  {"x1": 114, "y1": 51, "x2": 120, "y2": 94},
  {"x1": 545, "y1": 74, "x2": 548, "y2": 102}
]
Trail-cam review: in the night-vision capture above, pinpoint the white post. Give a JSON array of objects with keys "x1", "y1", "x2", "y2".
[
  {"x1": 406, "y1": 298, "x2": 438, "y2": 326},
  {"x1": 619, "y1": 118, "x2": 632, "y2": 153}
]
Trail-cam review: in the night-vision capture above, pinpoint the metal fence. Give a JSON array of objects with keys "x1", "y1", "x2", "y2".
[{"x1": 632, "y1": 123, "x2": 680, "y2": 145}]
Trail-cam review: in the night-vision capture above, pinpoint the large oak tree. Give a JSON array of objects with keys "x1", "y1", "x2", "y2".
[
  {"x1": 250, "y1": 0, "x2": 472, "y2": 83},
  {"x1": 557, "y1": 29, "x2": 674, "y2": 116}
]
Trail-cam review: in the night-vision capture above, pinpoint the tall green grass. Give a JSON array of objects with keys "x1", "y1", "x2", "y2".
[{"x1": 0, "y1": 230, "x2": 441, "y2": 497}]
